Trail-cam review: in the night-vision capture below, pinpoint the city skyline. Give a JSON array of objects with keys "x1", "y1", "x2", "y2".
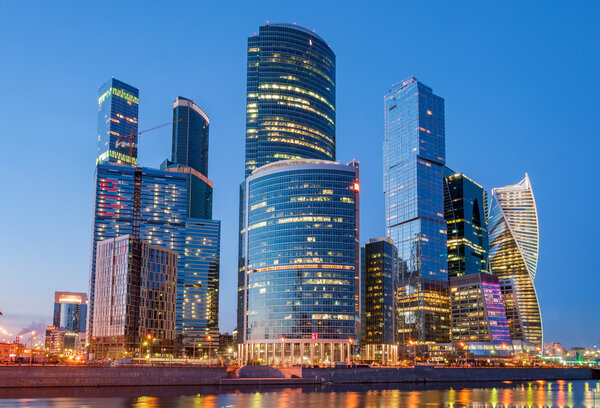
[{"x1": 1, "y1": 1, "x2": 599, "y2": 348}]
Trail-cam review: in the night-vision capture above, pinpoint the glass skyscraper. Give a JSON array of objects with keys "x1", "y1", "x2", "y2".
[
  {"x1": 488, "y1": 174, "x2": 542, "y2": 347},
  {"x1": 237, "y1": 23, "x2": 338, "y2": 344},
  {"x1": 88, "y1": 164, "x2": 221, "y2": 354},
  {"x1": 238, "y1": 159, "x2": 359, "y2": 365},
  {"x1": 443, "y1": 167, "x2": 489, "y2": 277},
  {"x1": 53, "y1": 292, "x2": 88, "y2": 333},
  {"x1": 172, "y1": 97, "x2": 210, "y2": 176},
  {"x1": 97, "y1": 78, "x2": 139, "y2": 166},
  {"x1": 383, "y1": 77, "x2": 449, "y2": 344},
  {"x1": 244, "y1": 23, "x2": 336, "y2": 176},
  {"x1": 363, "y1": 238, "x2": 397, "y2": 346}
]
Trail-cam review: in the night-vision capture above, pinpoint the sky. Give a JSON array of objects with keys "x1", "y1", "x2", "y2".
[{"x1": 0, "y1": 0, "x2": 598, "y2": 348}]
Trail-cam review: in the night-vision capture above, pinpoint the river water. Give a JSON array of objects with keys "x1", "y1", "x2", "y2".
[{"x1": 0, "y1": 380, "x2": 598, "y2": 407}]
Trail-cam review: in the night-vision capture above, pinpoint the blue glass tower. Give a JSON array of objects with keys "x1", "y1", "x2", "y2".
[
  {"x1": 383, "y1": 77, "x2": 449, "y2": 343},
  {"x1": 245, "y1": 23, "x2": 336, "y2": 176},
  {"x1": 172, "y1": 97, "x2": 210, "y2": 176},
  {"x1": 443, "y1": 167, "x2": 489, "y2": 277},
  {"x1": 53, "y1": 292, "x2": 88, "y2": 333},
  {"x1": 238, "y1": 159, "x2": 359, "y2": 365},
  {"x1": 97, "y1": 78, "x2": 139, "y2": 166},
  {"x1": 238, "y1": 23, "x2": 338, "y2": 344}
]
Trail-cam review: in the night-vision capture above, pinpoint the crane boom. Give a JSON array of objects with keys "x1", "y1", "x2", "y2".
[{"x1": 116, "y1": 118, "x2": 182, "y2": 158}]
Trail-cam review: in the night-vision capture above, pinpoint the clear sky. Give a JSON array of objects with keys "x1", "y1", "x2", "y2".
[{"x1": 0, "y1": 0, "x2": 598, "y2": 348}]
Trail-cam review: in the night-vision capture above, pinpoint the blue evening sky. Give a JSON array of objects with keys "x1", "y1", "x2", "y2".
[{"x1": 0, "y1": 1, "x2": 598, "y2": 347}]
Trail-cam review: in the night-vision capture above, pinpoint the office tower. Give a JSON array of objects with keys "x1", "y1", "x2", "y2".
[
  {"x1": 238, "y1": 159, "x2": 359, "y2": 365},
  {"x1": 449, "y1": 273, "x2": 510, "y2": 343},
  {"x1": 171, "y1": 97, "x2": 210, "y2": 176},
  {"x1": 237, "y1": 23, "x2": 338, "y2": 344},
  {"x1": 53, "y1": 292, "x2": 88, "y2": 333},
  {"x1": 88, "y1": 164, "x2": 221, "y2": 353},
  {"x1": 97, "y1": 78, "x2": 139, "y2": 166},
  {"x1": 443, "y1": 168, "x2": 489, "y2": 277},
  {"x1": 488, "y1": 174, "x2": 542, "y2": 347},
  {"x1": 244, "y1": 23, "x2": 336, "y2": 176},
  {"x1": 384, "y1": 77, "x2": 449, "y2": 344},
  {"x1": 362, "y1": 238, "x2": 399, "y2": 363},
  {"x1": 91, "y1": 235, "x2": 177, "y2": 358}
]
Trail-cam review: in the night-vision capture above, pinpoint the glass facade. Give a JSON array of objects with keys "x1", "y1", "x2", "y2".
[
  {"x1": 363, "y1": 238, "x2": 397, "y2": 346},
  {"x1": 443, "y1": 167, "x2": 489, "y2": 277},
  {"x1": 88, "y1": 164, "x2": 220, "y2": 351},
  {"x1": 172, "y1": 97, "x2": 210, "y2": 177},
  {"x1": 241, "y1": 160, "x2": 359, "y2": 342},
  {"x1": 488, "y1": 174, "x2": 542, "y2": 346},
  {"x1": 245, "y1": 23, "x2": 336, "y2": 177},
  {"x1": 97, "y1": 78, "x2": 139, "y2": 166},
  {"x1": 384, "y1": 77, "x2": 449, "y2": 343},
  {"x1": 449, "y1": 273, "x2": 510, "y2": 343},
  {"x1": 53, "y1": 292, "x2": 88, "y2": 333},
  {"x1": 237, "y1": 23, "x2": 338, "y2": 344},
  {"x1": 92, "y1": 235, "x2": 177, "y2": 358}
]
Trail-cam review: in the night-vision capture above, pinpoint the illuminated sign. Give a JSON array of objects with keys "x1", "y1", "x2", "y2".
[
  {"x1": 353, "y1": 182, "x2": 360, "y2": 192},
  {"x1": 98, "y1": 87, "x2": 139, "y2": 105},
  {"x1": 96, "y1": 150, "x2": 137, "y2": 166},
  {"x1": 98, "y1": 178, "x2": 128, "y2": 217},
  {"x1": 58, "y1": 295, "x2": 82, "y2": 304}
]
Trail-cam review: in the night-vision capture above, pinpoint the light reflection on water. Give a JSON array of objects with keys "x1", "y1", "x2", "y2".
[{"x1": 0, "y1": 380, "x2": 598, "y2": 408}]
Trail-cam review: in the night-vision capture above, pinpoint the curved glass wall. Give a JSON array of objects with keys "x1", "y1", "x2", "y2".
[
  {"x1": 488, "y1": 174, "x2": 542, "y2": 346},
  {"x1": 245, "y1": 23, "x2": 336, "y2": 177},
  {"x1": 242, "y1": 160, "x2": 358, "y2": 342}
]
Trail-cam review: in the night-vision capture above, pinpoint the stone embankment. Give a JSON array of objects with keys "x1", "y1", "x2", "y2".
[{"x1": 0, "y1": 365, "x2": 597, "y2": 388}]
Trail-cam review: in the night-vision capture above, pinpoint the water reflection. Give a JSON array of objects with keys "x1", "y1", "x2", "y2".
[{"x1": 0, "y1": 380, "x2": 598, "y2": 408}]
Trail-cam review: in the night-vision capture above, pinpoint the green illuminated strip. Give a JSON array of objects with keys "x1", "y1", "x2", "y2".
[
  {"x1": 96, "y1": 150, "x2": 137, "y2": 166},
  {"x1": 98, "y1": 87, "x2": 139, "y2": 105}
]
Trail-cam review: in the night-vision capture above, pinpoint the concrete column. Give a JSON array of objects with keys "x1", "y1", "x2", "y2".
[
  {"x1": 320, "y1": 343, "x2": 324, "y2": 363},
  {"x1": 347, "y1": 343, "x2": 351, "y2": 364},
  {"x1": 300, "y1": 343, "x2": 304, "y2": 366},
  {"x1": 272, "y1": 343, "x2": 276, "y2": 366},
  {"x1": 281, "y1": 342, "x2": 285, "y2": 367},
  {"x1": 310, "y1": 343, "x2": 314, "y2": 366}
]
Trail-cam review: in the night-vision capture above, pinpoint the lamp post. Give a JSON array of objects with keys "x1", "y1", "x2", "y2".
[
  {"x1": 280, "y1": 336, "x2": 285, "y2": 367},
  {"x1": 207, "y1": 335, "x2": 212, "y2": 367},
  {"x1": 146, "y1": 334, "x2": 153, "y2": 365},
  {"x1": 348, "y1": 338, "x2": 354, "y2": 366}
]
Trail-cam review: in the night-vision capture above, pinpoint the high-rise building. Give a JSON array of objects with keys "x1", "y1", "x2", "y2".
[
  {"x1": 237, "y1": 23, "x2": 338, "y2": 344},
  {"x1": 171, "y1": 97, "x2": 210, "y2": 176},
  {"x1": 244, "y1": 23, "x2": 336, "y2": 176},
  {"x1": 362, "y1": 238, "x2": 399, "y2": 363},
  {"x1": 488, "y1": 174, "x2": 542, "y2": 347},
  {"x1": 53, "y1": 292, "x2": 88, "y2": 333},
  {"x1": 384, "y1": 77, "x2": 449, "y2": 344},
  {"x1": 91, "y1": 235, "x2": 177, "y2": 358},
  {"x1": 449, "y1": 273, "x2": 510, "y2": 343},
  {"x1": 97, "y1": 78, "x2": 139, "y2": 166},
  {"x1": 88, "y1": 164, "x2": 220, "y2": 353},
  {"x1": 443, "y1": 168, "x2": 489, "y2": 277},
  {"x1": 238, "y1": 159, "x2": 359, "y2": 365}
]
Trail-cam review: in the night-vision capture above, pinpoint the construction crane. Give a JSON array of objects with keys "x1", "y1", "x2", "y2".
[{"x1": 116, "y1": 118, "x2": 182, "y2": 158}]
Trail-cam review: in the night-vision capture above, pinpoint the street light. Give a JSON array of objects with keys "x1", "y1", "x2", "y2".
[{"x1": 207, "y1": 335, "x2": 212, "y2": 367}]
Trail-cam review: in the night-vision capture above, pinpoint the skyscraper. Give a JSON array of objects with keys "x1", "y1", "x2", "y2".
[
  {"x1": 97, "y1": 78, "x2": 139, "y2": 166},
  {"x1": 91, "y1": 235, "x2": 177, "y2": 358},
  {"x1": 384, "y1": 77, "x2": 449, "y2": 344},
  {"x1": 171, "y1": 97, "x2": 210, "y2": 176},
  {"x1": 488, "y1": 174, "x2": 542, "y2": 347},
  {"x1": 53, "y1": 292, "x2": 87, "y2": 333},
  {"x1": 237, "y1": 23, "x2": 338, "y2": 343},
  {"x1": 238, "y1": 159, "x2": 359, "y2": 365},
  {"x1": 244, "y1": 23, "x2": 336, "y2": 176},
  {"x1": 362, "y1": 238, "x2": 399, "y2": 363},
  {"x1": 88, "y1": 164, "x2": 221, "y2": 354},
  {"x1": 443, "y1": 167, "x2": 489, "y2": 277}
]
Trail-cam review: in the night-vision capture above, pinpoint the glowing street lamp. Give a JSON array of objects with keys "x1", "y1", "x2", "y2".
[{"x1": 207, "y1": 335, "x2": 212, "y2": 367}]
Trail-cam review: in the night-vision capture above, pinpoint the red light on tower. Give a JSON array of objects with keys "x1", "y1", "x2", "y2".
[{"x1": 353, "y1": 182, "x2": 360, "y2": 192}]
